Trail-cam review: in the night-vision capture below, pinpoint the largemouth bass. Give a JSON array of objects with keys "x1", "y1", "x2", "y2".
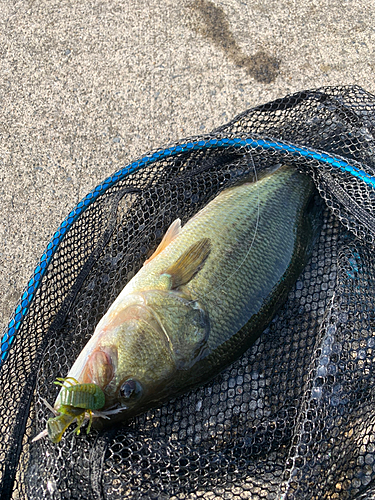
[{"x1": 42, "y1": 165, "x2": 320, "y2": 442}]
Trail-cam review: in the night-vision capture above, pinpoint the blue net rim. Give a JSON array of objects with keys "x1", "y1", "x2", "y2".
[{"x1": 1, "y1": 135, "x2": 374, "y2": 365}]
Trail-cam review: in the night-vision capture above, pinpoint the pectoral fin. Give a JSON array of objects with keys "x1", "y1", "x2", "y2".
[
  {"x1": 144, "y1": 218, "x2": 181, "y2": 265},
  {"x1": 164, "y1": 238, "x2": 211, "y2": 289}
]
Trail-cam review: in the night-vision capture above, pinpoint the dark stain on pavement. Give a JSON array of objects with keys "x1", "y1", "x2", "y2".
[{"x1": 188, "y1": 0, "x2": 279, "y2": 84}]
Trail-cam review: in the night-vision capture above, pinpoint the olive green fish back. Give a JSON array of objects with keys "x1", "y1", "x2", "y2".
[{"x1": 2, "y1": 86, "x2": 375, "y2": 499}]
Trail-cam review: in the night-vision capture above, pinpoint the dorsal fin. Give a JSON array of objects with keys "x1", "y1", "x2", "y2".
[
  {"x1": 143, "y1": 218, "x2": 181, "y2": 266},
  {"x1": 163, "y1": 238, "x2": 211, "y2": 289}
]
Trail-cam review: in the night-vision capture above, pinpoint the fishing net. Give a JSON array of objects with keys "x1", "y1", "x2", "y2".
[{"x1": 1, "y1": 85, "x2": 375, "y2": 499}]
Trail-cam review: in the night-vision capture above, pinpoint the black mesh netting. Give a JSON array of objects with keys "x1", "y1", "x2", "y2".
[{"x1": 2, "y1": 85, "x2": 375, "y2": 499}]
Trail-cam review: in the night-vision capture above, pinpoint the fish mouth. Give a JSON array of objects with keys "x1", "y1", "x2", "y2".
[
  {"x1": 81, "y1": 346, "x2": 117, "y2": 389},
  {"x1": 83, "y1": 302, "x2": 176, "y2": 407}
]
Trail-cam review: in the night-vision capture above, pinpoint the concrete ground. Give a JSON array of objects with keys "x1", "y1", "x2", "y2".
[{"x1": 0, "y1": 0, "x2": 374, "y2": 333}]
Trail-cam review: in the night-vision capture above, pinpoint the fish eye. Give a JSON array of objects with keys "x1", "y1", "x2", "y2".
[{"x1": 119, "y1": 379, "x2": 143, "y2": 401}]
